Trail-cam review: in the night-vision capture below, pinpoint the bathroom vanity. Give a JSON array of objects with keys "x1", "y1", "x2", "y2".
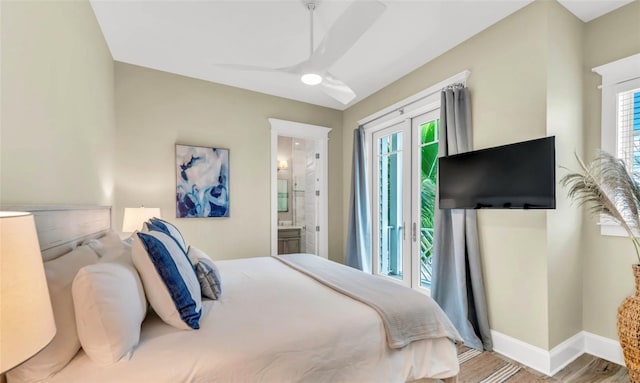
[{"x1": 277, "y1": 226, "x2": 302, "y2": 254}]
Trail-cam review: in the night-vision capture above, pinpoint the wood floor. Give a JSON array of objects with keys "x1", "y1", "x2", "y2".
[{"x1": 496, "y1": 352, "x2": 630, "y2": 382}]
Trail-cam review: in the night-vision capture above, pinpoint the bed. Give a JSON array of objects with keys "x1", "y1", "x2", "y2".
[{"x1": 4, "y1": 206, "x2": 460, "y2": 383}]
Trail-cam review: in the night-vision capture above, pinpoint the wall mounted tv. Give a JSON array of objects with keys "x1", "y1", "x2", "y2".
[{"x1": 438, "y1": 136, "x2": 556, "y2": 209}]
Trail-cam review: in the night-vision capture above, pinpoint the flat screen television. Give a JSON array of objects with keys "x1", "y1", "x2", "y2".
[{"x1": 438, "y1": 136, "x2": 556, "y2": 209}]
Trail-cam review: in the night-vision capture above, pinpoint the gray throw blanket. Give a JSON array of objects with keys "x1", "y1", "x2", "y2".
[{"x1": 275, "y1": 253, "x2": 463, "y2": 349}]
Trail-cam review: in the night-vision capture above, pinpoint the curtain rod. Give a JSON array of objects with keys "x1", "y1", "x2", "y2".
[{"x1": 357, "y1": 70, "x2": 470, "y2": 128}]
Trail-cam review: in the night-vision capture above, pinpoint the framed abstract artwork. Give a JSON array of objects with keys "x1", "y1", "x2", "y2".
[{"x1": 175, "y1": 144, "x2": 229, "y2": 218}]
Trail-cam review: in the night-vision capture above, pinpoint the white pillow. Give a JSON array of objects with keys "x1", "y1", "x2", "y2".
[
  {"x1": 72, "y1": 254, "x2": 147, "y2": 365},
  {"x1": 7, "y1": 246, "x2": 99, "y2": 383},
  {"x1": 187, "y1": 246, "x2": 222, "y2": 300},
  {"x1": 132, "y1": 231, "x2": 201, "y2": 330},
  {"x1": 84, "y1": 230, "x2": 131, "y2": 260}
]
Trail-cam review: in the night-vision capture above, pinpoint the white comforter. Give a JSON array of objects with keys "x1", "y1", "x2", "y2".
[
  {"x1": 275, "y1": 254, "x2": 462, "y2": 349},
  {"x1": 46, "y1": 257, "x2": 458, "y2": 383}
]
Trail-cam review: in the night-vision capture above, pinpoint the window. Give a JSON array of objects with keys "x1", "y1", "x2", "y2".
[
  {"x1": 360, "y1": 70, "x2": 469, "y2": 292},
  {"x1": 370, "y1": 111, "x2": 440, "y2": 291},
  {"x1": 593, "y1": 53, "x2": 640, "y2": 237},
  {"x1": 373, "y1": 125, "x2": 408, "y2": 282},
  {"x1": 617, "y1": 88, "x2": 640, "y2": 176},
  {"x1": 417, "y1": 117, "x2": 439, "y2": 288}
]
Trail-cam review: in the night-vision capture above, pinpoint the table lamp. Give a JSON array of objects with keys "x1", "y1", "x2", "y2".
[
  {"x1": 0, "y1": 212, "x2": 56, "y2": 373},
  {"x1": 122, "y1": 207, "x2": 161, "y2": 232}
]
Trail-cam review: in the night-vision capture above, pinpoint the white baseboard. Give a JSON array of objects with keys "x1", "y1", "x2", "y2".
[
  {"x1": 490, "y1": 330, "x2": 624, "y2": 377},
  {"x1": 491, "y1": 330, "x2": 552, "y2": 375},
  {"x1": 584, "y1": 332, "x2": 624, "y2": 366},
  {"x1": 548, "y1": 332, "x2": 584, "y2": 375}
]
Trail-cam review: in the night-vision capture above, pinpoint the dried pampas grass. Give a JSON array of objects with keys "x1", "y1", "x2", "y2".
[{"x1": 561, "y1": 151, "x2": 640, "y2": 263}]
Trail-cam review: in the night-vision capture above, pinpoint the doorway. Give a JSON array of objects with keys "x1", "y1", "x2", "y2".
[
  {"x1": 269, "y1": 119, "x2": 331, "y2": 259},
  {"x1": 276, "y1": 136, "x2": 318, "y2": 254},
  {"x1": 370, "y1": 109, "x2": 440, "y2": 292},
  {"x1": 360, "y1": 69, "x2": 469, "y2": 292}
]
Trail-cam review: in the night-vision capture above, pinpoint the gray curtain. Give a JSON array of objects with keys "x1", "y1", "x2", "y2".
[
  {"x1": 345, "y1": 126, "x2": 372, "y2": 273},
  {"x1": 432, "y1": 85, "x2": 493, "y2": 351}
]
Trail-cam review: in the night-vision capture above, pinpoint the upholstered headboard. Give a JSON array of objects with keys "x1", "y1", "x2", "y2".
[{"x1": 0, "y1": 206, "x2": 111, "y2": 261}]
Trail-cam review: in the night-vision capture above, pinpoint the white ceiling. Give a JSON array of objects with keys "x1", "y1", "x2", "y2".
[
  {"x1": 90, "y1": 0, "x2": 633, "y2": 111},
  {"x1": 558, "y1": 0, "x2": 633, "y2": 22}
]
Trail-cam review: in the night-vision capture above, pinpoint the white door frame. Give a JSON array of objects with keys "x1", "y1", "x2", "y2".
[
  {"x1": 410, "y1": 109, "x2": 440, "y2": 292},
  {"x1": 371, "y1": 120, "x2": 412, "y2": 287},
  {"x1": 362, "y1": 70, "x2": 468, "y2": 292},
  {"x1": 269, "y1": 118, "x2": 331, "y2": 259}
]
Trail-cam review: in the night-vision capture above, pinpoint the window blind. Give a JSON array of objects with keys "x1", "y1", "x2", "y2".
[
  {"x1": 617, "y1": 88, "x2": 640, "y2": 177},
  {"x1": 592, "y1": 54, "x2": 640, "y2": 237}
]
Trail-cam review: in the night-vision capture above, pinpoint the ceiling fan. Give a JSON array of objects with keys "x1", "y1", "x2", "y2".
[{"x1": 216, "y1": 0, "x2": 386, "y2": 105}]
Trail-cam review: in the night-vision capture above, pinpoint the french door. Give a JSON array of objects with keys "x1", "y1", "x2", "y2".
[
  {"x1": 372, "y1": 109, "x2": 440, "y2": 291},
  {"x1": 302, "y1": 140, "x2": 318, "y2": 254}
]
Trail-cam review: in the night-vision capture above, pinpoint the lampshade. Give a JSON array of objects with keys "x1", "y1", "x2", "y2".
[
  {"x1": 122, "y1": 207, "x2": 161, "y2": 232},
  {"x1": 277, "y1": 160, "x2": 289, "y2": 171},
  {"x1": 0, "y1": 212, "x2": 56, "y2": 373}
]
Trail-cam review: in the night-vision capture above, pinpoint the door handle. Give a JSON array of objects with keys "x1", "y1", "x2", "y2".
[{"x1": 412, "y1": 222, "x2": 417, "y2": 242}]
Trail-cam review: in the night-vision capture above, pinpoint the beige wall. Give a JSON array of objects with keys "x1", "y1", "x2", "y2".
[
  {"x1": 342, "y1": 0, "x2": 640, "y2": 351},
  {"x1": 1, "y1": 0, "x2": 115, "y2": 206},
  {"x1": 3, "y1": 0, "x2": 637, "y2": 353},
  {"x1": 545, "y1": 1, "x2": 584, "y2": 348},
  {"x1": 582, "y1": 1, "x2": 640, "y2": 340},
  {"x1": 343, "y1": 0, "x2": 552, "y2": 349},
  {"x1": 114, "y1": 63, "x2": 343, "y2": 261}
]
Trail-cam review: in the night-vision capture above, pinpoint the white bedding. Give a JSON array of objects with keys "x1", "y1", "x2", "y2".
[{"x1": 45, "y1": 257, "x2": 458, "y2": 383}]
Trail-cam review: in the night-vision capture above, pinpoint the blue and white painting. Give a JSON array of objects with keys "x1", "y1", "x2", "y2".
[{"x1": 176, "y1": 144, "x2": 229, "y2": 218}]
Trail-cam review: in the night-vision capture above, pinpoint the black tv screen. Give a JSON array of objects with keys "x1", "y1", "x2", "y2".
[{"x1": 438, "y1": 136, "x2": 556, "y2": 209}]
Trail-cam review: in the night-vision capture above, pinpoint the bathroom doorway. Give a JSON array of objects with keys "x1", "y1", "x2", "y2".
[
  {"x1": 276, "y1": 136, "x2": 317, "y2": 254},
  {"x1": 269, "y1": 119, "x2": 330, "y2": 259}
]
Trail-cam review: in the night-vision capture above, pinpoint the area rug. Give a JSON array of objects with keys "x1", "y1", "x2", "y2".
[{"x1": 457, "y1": 346, "x2": 549, "y2": 383}]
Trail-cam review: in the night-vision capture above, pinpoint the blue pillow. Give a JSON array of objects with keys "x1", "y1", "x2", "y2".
[
  {"x1": 132, "y1": 231, "x2": 201, "y2": 330},
  {"x1": 147, "y1": 218, "x2": 187, "y2": 253}
]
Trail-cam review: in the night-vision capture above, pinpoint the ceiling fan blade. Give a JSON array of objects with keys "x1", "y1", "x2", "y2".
[
  {"x1": 320, "y1": 73, "x2": 356, "y2": 105},
  {"x1": 214, "y1": 63, "x2": 300, "y2": 74},
  {"x1": 309, "y1": 0, "x2": 386, "y2": 70}
]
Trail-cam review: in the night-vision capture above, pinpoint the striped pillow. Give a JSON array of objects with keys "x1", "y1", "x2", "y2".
[
  {"x1": 132, "y1": 231, "x2": 201, "y2": 330},
  {"x1": 148, "y1": 218, "x2": 187, "y2": 253},
  {"x1": 187, "y1": 246, "x2": 222, "y2": 300}
]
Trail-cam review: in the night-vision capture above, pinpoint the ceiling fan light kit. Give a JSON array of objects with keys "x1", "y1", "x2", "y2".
[
  {"x1": 214, "y1": 1, "x2": 385, "y2": 105},
  {"x1": 301, "y1": 73, "x2": 322, "y2": 86}
]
